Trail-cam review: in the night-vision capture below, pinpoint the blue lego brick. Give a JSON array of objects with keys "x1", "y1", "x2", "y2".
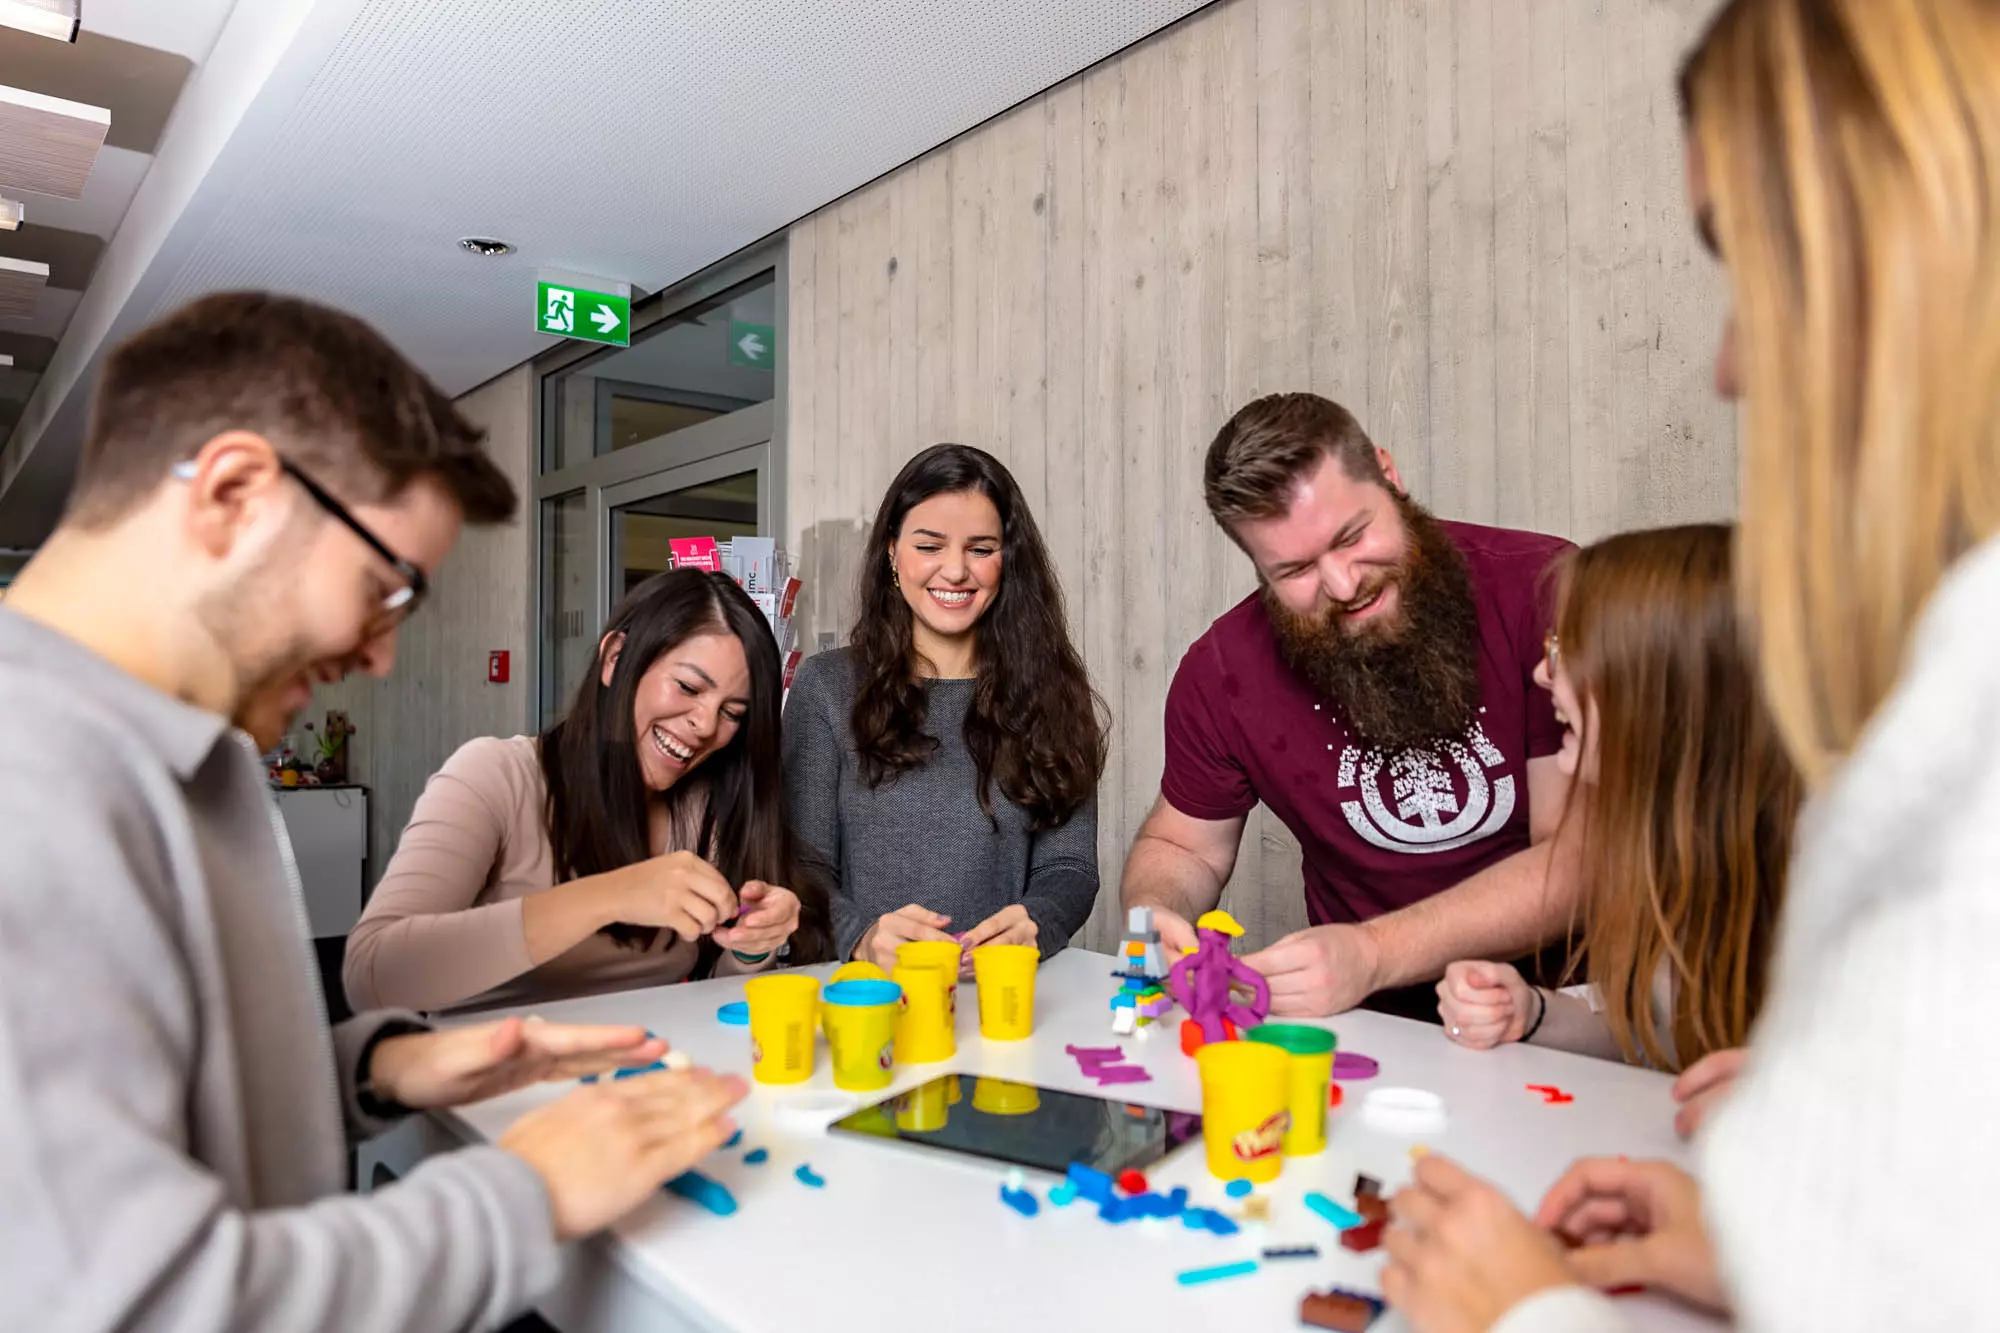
[
  {"x1": 1176, "y1": 1260, "x2": 1258, "y2": 1287},
  {"x1": 1066, "y1": 1162, "x2": 1116, "y2": 1205},
  {"x1": 1305, "y1": 1191, "x2": 1364, "y2": 1230}
]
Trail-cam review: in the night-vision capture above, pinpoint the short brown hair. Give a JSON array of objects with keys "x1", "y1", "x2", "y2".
[
  {"x1": 1203, "y1": 393, "x2": 1387, "y2": 532},
  {"x1": 67, "y1": 291, "x2": 517, "y2": 529}
]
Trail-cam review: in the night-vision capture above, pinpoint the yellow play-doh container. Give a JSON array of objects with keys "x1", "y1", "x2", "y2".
[
  {"x1": 897, "y1": 941, "x2": 963, "y2": 1009},
  {"x1": 972, "y1": 1076, "x2": 1041, "y2": 1116},
  {"x1": 972, "y1": 944, "x2": 1038, "y2": 1041},
  {"x1": 821, "y1": 979, "x2": 902, "y2": 1092},
  {"x1": 1247, "y1": 1023, "x2": 1338, "y2": 1156},
  {"x1": 744, "y1": 973, "x2": 820, "y2": 1085},
  {"x1": 893, "y1": 1075, "x2": 952, "y2": 1131},
  {"x1": 1195, "y1": 1040, "x2": 1291, "y2": 1182},
  {"x1": 892, "y1": 962, "x2": 956, "y2": 1063}
]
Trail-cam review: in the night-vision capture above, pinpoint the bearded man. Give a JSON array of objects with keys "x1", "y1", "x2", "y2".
[{"x1": 1120, "y1": 393, "x2": 1579, "y2": 1021}]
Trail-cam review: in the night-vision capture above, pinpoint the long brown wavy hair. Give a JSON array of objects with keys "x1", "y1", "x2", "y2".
[
  {"x1": 1556, "y1": 525, "x2": 1801, "y2": 1070},
  {"x1": 849, "y1": 444, "x2": 1106, "y2": 829},
  {"x1": 539, "y1": 570, "x2": 831, "y2": 964}
]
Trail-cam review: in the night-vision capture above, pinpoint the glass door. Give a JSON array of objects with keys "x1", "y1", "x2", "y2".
[{"x1": 600, "y1": 442, "x2": 772, "y2": 610}]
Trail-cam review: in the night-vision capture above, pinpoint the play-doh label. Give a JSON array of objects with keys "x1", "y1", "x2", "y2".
[{"x1": 1231, "y1": 1110, "x2": 1290, "y2": 1162}]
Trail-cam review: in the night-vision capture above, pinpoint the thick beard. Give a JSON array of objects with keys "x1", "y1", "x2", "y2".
[{"x1": 1263, "y1": 497, "x2": 1481, "y2": 751}]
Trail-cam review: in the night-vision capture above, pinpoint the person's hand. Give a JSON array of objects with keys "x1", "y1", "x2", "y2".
[
  {"x1": 1670, "y1": 1046, "x2": 1746, "y2": 1140},
  {"x1": 1147, "y1": 906, "x2": 1198, "y2": 957},
  {"x1": 1536, "y1": 1157, "x2": 1726, "y2": 1312},
  {"x1": 1240, "y1": 923, "x2": 1382, "y2": 1016},
  {"x1": 368, "y1": 1016, "x2": 668, "y2": 1111},
  {"x1": 957, "y1": 904, "x2": 1039, "y2": 957},
  {"x1": 1438, "y1": 960, "x2": 1534, "y2": 1049},
  {"x1": 857, "y1": 904, "x2": 954, "y2": 970},
  {"x1": 610, "y1": 850, "x2": 739, "y2": 943},
  {"x1": 1383, "y1": 1154, "x2": 1577, "y2": 1333},
  {"x1": 500, "y1": 1068, "x2": 746, "y2": 1241},
  {"x1": 714, "y1": 880, "x2": 799, "y2": 959}
]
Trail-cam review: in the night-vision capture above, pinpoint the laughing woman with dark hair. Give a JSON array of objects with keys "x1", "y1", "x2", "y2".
[
  {"x1": 345, "y1": 570, "x2": 831, "y2": 1012},
  {"x1": 785, "y1": 444, "x2": 1108, "y2": 971}
]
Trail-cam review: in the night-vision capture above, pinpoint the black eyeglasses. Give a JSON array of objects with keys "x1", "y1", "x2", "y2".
[
  {"x1": 278, "y1": 460, "x2": 428, "y2": 629},
  {"x1": 172, "y1": 457, "x2": 428, "y2": 629}
]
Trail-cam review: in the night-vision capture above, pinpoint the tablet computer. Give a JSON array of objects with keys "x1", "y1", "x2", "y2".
[{"x1": 827, "y1": 1074, "x2": 1202, "y2": 1177}]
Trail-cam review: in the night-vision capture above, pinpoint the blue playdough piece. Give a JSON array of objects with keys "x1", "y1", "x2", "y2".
[
  {"x1": 579, "y1": 1073, "x2": 599, "y2": 1084},
  {"x1": 1225, "y1": 1178, "x2": 1253, "y2": 1199},
  {"x1": 794, "y1": 1163, "x2": 826, "y2": 1188},
  {"x1": 664, "y1": 1169, "x2": 738, "y2": 1216},
  {"x1": 613, "y1": 1059, "x2": 666, "y2": 1080},
  {"x1": 1165, "y1": 1186, "x2": 1189, "y2": 1214},
  {"x1": 724, "y1": 1129, "x2": 743, "y2": 1149},
  {"x1": 742, "y1": 1148, "x2": 770, "y2": 1165},
  {"x1": 999, "y1": 1185, "x2": 1039, "y2": 1218},
  {"x1": 1047, "y1": 1182, "x2": 1079, "y2": 1207},
  {"x1": 1304, "y1": 1191, "x2": 1364, "y2": 1230},
  {"x1": 717, "y1": 1001, "x2": 750, "y2": 1026},
  {"x1": 1176, "y1": 1260, "x2": 1258, "y2": 1287},
  {"x1": 1180, "y1": 1207, "x2": 1240, "y2": 1236}
]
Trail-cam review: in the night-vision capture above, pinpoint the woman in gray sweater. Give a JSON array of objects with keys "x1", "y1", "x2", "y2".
[{"x1": 784, "y1": 444, "x2": 1108, "y2": 968}]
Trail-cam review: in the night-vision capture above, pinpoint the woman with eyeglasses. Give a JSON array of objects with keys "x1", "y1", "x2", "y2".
[
  {"x1": 1381, "y1": 3, "x2": 2000, "y2": 1330},
  {"x1": 344, "y1": 569, "x2": 831, "y2": 1012},
  {"x1": 1435, "y1": 525, "x2": 1800, "y2": 1086}
]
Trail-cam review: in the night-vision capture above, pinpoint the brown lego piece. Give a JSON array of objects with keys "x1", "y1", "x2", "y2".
[
  {"x1": 1356, "y1": 1192, "x2": 1390, "y2": 1226},
  {"x1": 1339, "y1": 1217, "x2": 1386, "y2": 1253},
  {"x1": 1300, "y1": 1287, "x2": 1385, "y2": 1332}
]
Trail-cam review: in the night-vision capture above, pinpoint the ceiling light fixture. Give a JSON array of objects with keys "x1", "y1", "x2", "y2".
[
  {"x1": 0, "y1": 0, "x2": 80, "y2": 43},
  {"x1": 0, "y1": 198, "x2": 19, "y2": 231},
  {"x1": 458, "y1": 237, "x2": 514, "y2": 257}
]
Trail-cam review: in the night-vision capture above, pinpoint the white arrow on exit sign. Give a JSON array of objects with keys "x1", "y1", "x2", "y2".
[
  {"x1": 591, "y1": 306, "x2": 622, "y2": 335},
  {"x1": 736, "y1": 331, "x2": 766, "y2": 362}
]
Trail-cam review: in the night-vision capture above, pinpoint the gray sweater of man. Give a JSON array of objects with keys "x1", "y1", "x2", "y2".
[
  {"x1": 0, "y1": 610, "x2": 560, "y2": 1332},
  {"x1": 783, "y1": 648, "x2": 1100, "y2": 961}
]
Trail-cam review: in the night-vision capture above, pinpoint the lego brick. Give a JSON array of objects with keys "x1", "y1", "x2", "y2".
[
  {"x1": 1066, "y1": 1162, "x2": 1115, "y2": 1205},
  {"x1": 1261, "y1": 1245, "x2": 1320, "y2": 1260},
  {"x1": 1304, "y1": 1191, "x2": 1363, "y2": 1230},
  {"x1": 1354, "y1": 1172, "x2": 1383, "y2": 1198},
  {"x1": 999, "y1": 1184, "x2": 1039, "y2": 1217},
  {"x1": 1176, "y1": 1260, "x2": 1258, "y2": 1287},
  {"x1": 1339, "y1": 1218, "x2": 1385, "y2": 1253},
  {"x1": 1356, "y1": 1193, "x2": 1390, "y2": 1226},
  {"x1": 1300, "y1": 1286, "x2": 1385, "y2": 1332}
]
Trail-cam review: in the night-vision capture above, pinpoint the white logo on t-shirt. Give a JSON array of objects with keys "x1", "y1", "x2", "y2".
[{"x1": 1334, "y1": 720, "x2": 1515, "y2": 855}]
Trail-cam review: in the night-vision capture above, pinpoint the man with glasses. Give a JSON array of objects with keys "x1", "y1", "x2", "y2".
[
  {"x1": 1119, "y1": 393, "x2": 1579, "y2": 1021},
  {"x1": 0, "y1": 293, "x2": 746, "y2": 1331}
]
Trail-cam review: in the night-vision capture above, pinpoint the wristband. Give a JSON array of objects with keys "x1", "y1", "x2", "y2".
[
  {"x1": 1520, "y1": 987, "x2": 1550, "y2": 1042},
  {"x1": 355, "y1": 1018, "x2": 429, "y2": 1120}
]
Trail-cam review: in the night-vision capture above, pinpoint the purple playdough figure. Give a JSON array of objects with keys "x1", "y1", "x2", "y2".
[{"x1": 1165, "y1": 910, "x2": 1271, "y2": 1044}]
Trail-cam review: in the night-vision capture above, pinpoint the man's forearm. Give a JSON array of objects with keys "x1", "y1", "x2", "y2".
[
  {"x1": 1119, "y1": 835, "x2": 1224, "y2": 924},
  {"x1": 1360, "y1": 833, "x2": 1580, "y2": 990}
]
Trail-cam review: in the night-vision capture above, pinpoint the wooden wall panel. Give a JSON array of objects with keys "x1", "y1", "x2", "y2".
[{"x1": 787, "y1": 0, "x2": 1736, "y2": 953}]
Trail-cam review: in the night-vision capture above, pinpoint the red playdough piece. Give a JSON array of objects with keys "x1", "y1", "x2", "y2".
[{"x1": 1116, "y1": 1168, "x2": 1148, "y2": 1195}]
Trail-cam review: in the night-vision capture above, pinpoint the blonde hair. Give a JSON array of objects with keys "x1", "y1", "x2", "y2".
[
  {"x1": 1556, "y1": 526, "x2": 1802, "y2": 1071},
  {"x1": 1681, "y1": 0, "x2": 2000, "y2": 782}
]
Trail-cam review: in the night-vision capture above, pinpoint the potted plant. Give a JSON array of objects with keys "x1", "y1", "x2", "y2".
[{"x1": 303, "y1": 710, "x2": 355, "y2": 785}]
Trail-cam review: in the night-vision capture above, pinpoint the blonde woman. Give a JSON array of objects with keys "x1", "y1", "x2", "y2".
[{"x1": 1383, "y1": 2, "x2": 2000, "y2": 1330}]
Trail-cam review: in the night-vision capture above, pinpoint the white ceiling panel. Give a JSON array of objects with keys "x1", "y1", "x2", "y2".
[{"x1": 142, "y1": 0, "x2": 1207, "y2": 395}]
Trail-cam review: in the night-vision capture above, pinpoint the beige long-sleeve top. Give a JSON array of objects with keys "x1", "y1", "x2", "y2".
[
  {"x1": 344, "y1": 735, "x2": 737, "y2": 1013},
  {"x1": 1493, "y1": 535, "x2": 2000, "y2": 1331}
]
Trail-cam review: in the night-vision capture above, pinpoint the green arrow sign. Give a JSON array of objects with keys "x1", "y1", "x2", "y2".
[
  {"x1": 537, "y1": 281, "x2": 630, "y2": 347},
  {"x1": 729, "y1": 320, "x2": 775, "y2": 369}
]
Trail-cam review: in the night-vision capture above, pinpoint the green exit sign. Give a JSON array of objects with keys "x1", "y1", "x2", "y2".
[{"x1": 537, "y1": 281, "x2": 630, "y2": 346}]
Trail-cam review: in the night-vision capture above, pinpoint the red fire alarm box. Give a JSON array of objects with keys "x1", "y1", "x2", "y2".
[{"x1": 487, "y1": 650, "x2": 509, "y2": 684}]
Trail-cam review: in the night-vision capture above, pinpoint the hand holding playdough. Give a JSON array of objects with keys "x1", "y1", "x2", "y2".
[
  {"x1": 1242, "y1": 922, "x2": 1381, "y2": 1017},
  {"x1": 857, "y1": 903, "x2": 954, "y2": 971},
  {"x1": 1535, "y1": 1157, "x2": 1726, "y2": 1313}
]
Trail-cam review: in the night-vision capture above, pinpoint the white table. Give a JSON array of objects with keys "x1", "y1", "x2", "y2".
[{"x1": 395, "y1": 949, "x2": 1723, "y2": 1333}]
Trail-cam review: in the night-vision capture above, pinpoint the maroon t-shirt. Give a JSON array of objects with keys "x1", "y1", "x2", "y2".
[{"x1": 1163, "y1": 520, "x2": 1574, "y2": 928}]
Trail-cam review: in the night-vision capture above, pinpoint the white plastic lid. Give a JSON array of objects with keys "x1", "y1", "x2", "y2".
[{"x1": 1362, "y1": 1086, "x2": 1448, "y2": 1136}]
